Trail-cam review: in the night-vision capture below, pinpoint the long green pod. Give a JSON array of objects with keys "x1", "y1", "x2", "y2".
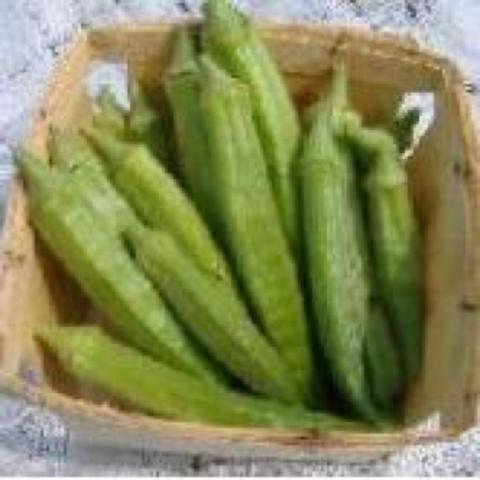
[
  {"x1": 203, "y1": 0, "x2": 301, "y2": 253},
  {"x1": 17, "y1": 151, "x2": 218, "y2": 383},
  {"x1": 84, "y1": 128, "x2": 230, "y2": 283},
  {"x1": 199, "y1": 58, "x2": 313, "y2": 404},
  {"x1": 165, "y1": 27, "x2": 217, "y2": 229},
  {"x1": 48, "y1": 129, "x2": 135, "y2": 234},
  {"x1": 38, "y1": 325, "x2": 364, "y2": 430},
  {"x1": 299, "y1": 66, "x2": 378, "y2": 421},
  {"x1": 128, "y1": 77, "x2": 168, "y2": 161},
  {"x1": 344, "y1": 120, "x2": 403, "y2": 412},
  {"x1": 125, "y1": 221, "x2": 302, "y2": 405},
  {"x1": 341, "y1": 118, "x2": 423, "y2": 382}
]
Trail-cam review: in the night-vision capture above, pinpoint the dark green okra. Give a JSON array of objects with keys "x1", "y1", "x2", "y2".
[
  {"x1": 344, "y1": 121, "x2": 403, "y2": 412},
  {"x1": 17, "y1": 151, "x2": 218, "y2": 383},
  {"x1": 38, "y1": 325, "x2": 364, "y2": 430},
  {"x1": 203, "y1": 0, "x2": 301, "y2": 253},
  {"x1": 48, "y1": 129, "x2": 135, "y2": 234},
  {"x1": 364, "y1": 304, "x2": 402, "y2": 411},
  {"x1": 93, "y1": 87, "x2": 127, "y2": 137},
  {"x1": 125, "y1": 221, "x2": 302, "y2": 405},
  {"x1": 341, "y1": 115, "x2": 423, "y2": 382},
  {"x1": 299, "y1": 66, "x2": 378, "y2": 421},
  {"x1": 165, "y1": 27, "x2": 218, "y2": 230},
  {"x1": 84, "y1": 128, "x2": 231, "y2": 283},
  {"x1": 128, "y1": 77, "x2": 168, "y2": 161},
  {"x1": 199, "y1": 57, "x2": 313, "y2": 404}
]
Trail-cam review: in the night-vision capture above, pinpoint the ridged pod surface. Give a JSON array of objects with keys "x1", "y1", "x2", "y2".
[
  {"x1": 17, "y1": 151, "x2": 218, "y2": 383},
  {"x1": 199, "y1": 57, "x2": 313, "y2": 404},
  {"x1": 38, "y1": 325, "x2": 364, "y2": 430},
  {"x1": 203, "y1": 0, "x2": 301, "y2": 253}
]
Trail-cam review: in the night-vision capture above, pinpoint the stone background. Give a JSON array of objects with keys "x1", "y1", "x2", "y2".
[{"x1": 0, "y1": 0, "x2": 479, "y2": 475}]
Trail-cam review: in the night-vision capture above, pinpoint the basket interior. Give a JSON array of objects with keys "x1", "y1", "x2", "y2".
[{"x1": 0, "y1": 24, "x2": 475, "y2": 444}]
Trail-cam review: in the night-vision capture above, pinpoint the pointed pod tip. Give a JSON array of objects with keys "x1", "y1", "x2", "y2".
[
  {"x1": 167, "y1": 26, "x2": 198, "y2": 76},
  {"x1": 15, "y1": 148, "x2": 55, "y2": 200},
  {"x1": 82, "y1": 125, "x2": 130, "y2": 171}
]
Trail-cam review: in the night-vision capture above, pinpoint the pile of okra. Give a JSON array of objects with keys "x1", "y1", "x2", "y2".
[{"x1": 18, "y1": 0, "x2": 423, "y2": 431}]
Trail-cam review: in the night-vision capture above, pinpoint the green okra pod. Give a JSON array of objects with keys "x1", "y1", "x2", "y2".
[
  {"x1": 17, "y1": 151, "x2": 218, "y2": 383},
  {"x1": 299, "y1": 65, "x2": 378, "y2": 421},
  {"x1": 38, "y1": 324, "x2": 365, "y2": 430},
  {"x1": 203, "y1": 0, "x2": 301, "y2": 253},
  {"x1": 341, "y1": 117, "x2": 423, "y2": 382},
  {"x1": 84, "y1": 128, "x2": 231, "y2": 283},
  {"x1": 48, "y1": 128, "x2": 135, "y2": 234},
  {"x1": 343, "y1": 119, "x2": 403, "y2": 412},
  {"x1": 125, "y1": 221, "x2": 302, "y2": 405},
  {"x1": 199, "y1": 57, "x2": 313, "y2": 404},
  {"x1": 165, "y1": 27, "x2": 218, "y2": 229}
]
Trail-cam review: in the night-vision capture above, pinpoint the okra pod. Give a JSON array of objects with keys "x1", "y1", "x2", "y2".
[
  {"x1": 93, "y1": 87, "x2": 127, "y2": 137},
  {"x1": 341, "y1": 119, "x2": 423, "y2": 382},
  {"x1": 48, "y1": 129, "x2": 135, "y2": 234},
  {"x1": 84, "y1": 128, "x2": 230, "y2": 282},
  {"x1": 165, "y1": 27, "x2": 218, "y2": 229},
  {"x1": 128, "y1": 77, "x2": 168, "y2": 161},
  {"x1": 199, "y1": 57, "x2": 313, "y2": 403},
  {"x1": 299, "y1": 66, "x2": 378, "y2": 421},
  {"x1": 125, "y1": 221, "x2": 303, "y2": 404},
  {"x1": 17, "y1": 151, "x2": 218, "y2": 383},
  {"x1": 38, "y1": 325, "x2": 364, "y2": 430},
  {"x1": 203, "y1": 0, "x2": 301, "y2": 253}
]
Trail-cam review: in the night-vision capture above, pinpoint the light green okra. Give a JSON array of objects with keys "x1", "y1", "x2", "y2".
[
  {"x1": 38, "y1": 324, "x2": 365, "y2": 430},
  {"x1": 17, "y1": 150, "x2": 218, "y2": 383},
  {"x1": 165, "y1": 27, "x2": 218, "y2": 231},
  {"x1": 199, "y1": 57, "x2": 313, "y2": 404},
  {"x1": 203, "y1": 0, "x2": 301, "y2": 253},
  {"x1": 48, "y1": 128, "x2": 135, "y2": 234},
  {"x1": 93, "y1": 86, "x2": 127, "y2": 137},
  {"x1": 125, "y1": 221, "x2": 302, "y2": 405}
]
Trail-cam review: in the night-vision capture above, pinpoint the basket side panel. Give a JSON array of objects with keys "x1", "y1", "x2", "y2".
[{"x1": 404, "y1": 81, "x2": 471, "y2": 429}]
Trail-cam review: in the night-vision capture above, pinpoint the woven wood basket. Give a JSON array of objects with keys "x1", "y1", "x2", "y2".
[{"x1": 0, "y1": 22, "x2": 479, "y2": 461}]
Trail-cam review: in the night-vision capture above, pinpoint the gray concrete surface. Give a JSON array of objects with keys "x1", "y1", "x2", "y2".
[{"x1": 0, "y1": 0, "x2": 479, "y2": 475}]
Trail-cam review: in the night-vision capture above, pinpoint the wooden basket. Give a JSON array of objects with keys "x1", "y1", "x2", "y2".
[{"x1": 0, "y1": 22, "x2": 479, "y2": 461}]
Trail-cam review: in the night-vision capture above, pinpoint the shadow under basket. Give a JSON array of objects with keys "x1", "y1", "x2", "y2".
[{"x1": 0, "y1": 22, "x2": 480, "y2": 461}]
